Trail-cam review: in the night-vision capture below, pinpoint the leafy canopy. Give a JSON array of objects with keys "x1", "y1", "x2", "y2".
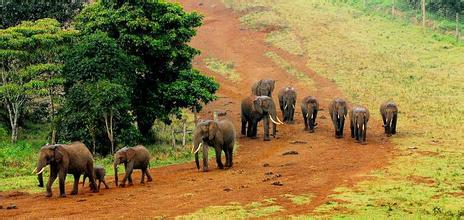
[{"x1": 75, "y1": 0, "x2": 219, "y2": 138}]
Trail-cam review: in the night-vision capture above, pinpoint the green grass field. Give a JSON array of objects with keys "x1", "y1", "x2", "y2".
[{"x1": 221, "y1": 0, "x2": 464, "y2": 218}]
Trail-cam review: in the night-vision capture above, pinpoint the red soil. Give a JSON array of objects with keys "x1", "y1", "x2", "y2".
[{"x1": 0, "y1": 0, "x2": 394, "y2": 218}]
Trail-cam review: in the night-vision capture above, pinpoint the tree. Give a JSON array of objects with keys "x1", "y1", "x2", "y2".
[
  {"x1": 0, "y1": 19, "x2": 77, "y2": 143},
  {"x1": 75, "y1": 0, "x2": 219, "y2": 140},
  {"x1": 60, "y1": 31, "x2": 138, "y2": 154},
  {"x1": 0, "y1": 0, "x2": 86, "y2": 28}
]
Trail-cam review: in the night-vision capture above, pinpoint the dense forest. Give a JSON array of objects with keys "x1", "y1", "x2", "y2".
[{"x1": 0, "y1": 0, "x2": 218, "y2": 155}]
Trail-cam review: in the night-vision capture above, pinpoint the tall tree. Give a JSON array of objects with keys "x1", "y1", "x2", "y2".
[
  {"x1": 60, "y1": 31, "x2": 138, "y2": 154},
  {"x1": 0, "y1": 19, "x2": 76, "y2": 143},
  {"x1": 75, "y1": 0, "x2": 219, "y2": 140}
]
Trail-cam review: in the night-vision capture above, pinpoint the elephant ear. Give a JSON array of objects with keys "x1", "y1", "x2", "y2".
[
  {"x1": 126, "y1": 148, "x2": 136, "y2": 161},
  {"x1": 253, "y1": 97, "x2": 264, "y2": 114},
  {"x1": 53, "y1": 145, "x2": 64, "y2": 162},
  {"x1": 208, "y1": 121, "x2": 218, "y2": 141}
]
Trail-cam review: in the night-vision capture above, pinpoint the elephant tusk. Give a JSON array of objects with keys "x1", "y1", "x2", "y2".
[
  {"x1": 292, "y1": 104, "x2": 295, "y2": 109},
  {"x1": 337, "y1": 114, "x2": 340, "y2": 119},
  {"x1": 269, "y1": 115, "x2": 279, "y2": 125},
  {"x1": 193, "y1": 143, "x2": 202, "y2": 154},
  {"x1": 284, "y1": 105, "x2": 288, "y2": 110},
  {"x1": 37, "y1": 167, "x2": 46, "y2": 175},
  {"x1": 31, "y1": 167, "x2": 37, "y2": 174},
  {"x1": 276, "y1": 116, "x2": 285, "y2": 124},
  {"x1": 306, "y1": 113, "x2": 309, "y2": 118}
]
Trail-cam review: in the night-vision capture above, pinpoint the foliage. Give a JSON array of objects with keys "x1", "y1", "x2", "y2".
[
  {"x1": 75, "y1": 0, "x2": 219, "y2": 139},
  {"x1": 59, "y1": 31, "x2": 138, "y2": 154},
  {"x1": 223, "y1": 0, "x2": 464, "y2": 218},
  {"x1": 0, "y1": 0, "x2": 85, "y2": 28},
  {"x1": 407, "y1": 0, "x2": 463, "y2": 15},
  {"x1": 0, "y1": 18, "x2": 77, "y2": 143}
]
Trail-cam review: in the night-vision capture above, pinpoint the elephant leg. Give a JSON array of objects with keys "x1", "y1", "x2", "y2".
[
  {"x1": 392, "y1": 115, "x2": 397, "y2": 134},
  {"x1": 46, "y1": 169, "x2": 58, "y2": 197},
  {"x1": 251, "y1": 121, "x2": 258, "y2": 138},
  {"x1": 58, "y1": 169, "x2": 67, "y2": 197},
  {"x1": 363, "y1": 124, "x2": 367, "y2": 143},
  {"x1": 228, "y1": 146, "x2": 234, "y2": 167},
  {"x1": 141, "y1": 169, "x2": 146, "y2": 184},
  {"x1": 145, "y1": 168, "x2": 153, "y2": 182},
  {"x1": 303, "y1": 113, "x2": 308, "y2": 131},
  {"x1": 224, "y1": 148, "x2": 230, "y2": 167},
  {"x1": 350, "y1": 121, "x2": 355, "y2": 138},
  {"x1": 263, "y1": 117, "x2": 270, "y2": 141},
  {"x1": 246, "y1": 120, "x2": 253, "y2": 137},
  {"x1": 382, "y1": 114, "x2": 387, "y2": 133},
  {"x1": 86, "y1": 162, "x2": 98, "y2": 193},
  {"x1": 340, "y1": 118, "x2": 345, "y2": 137},
  {"x1": 82, "y1": 174, "x2": 86, "y2": 187},
  {"x1": 202, "y1": 143, "x2": 209, "y2": 172},
  {"x1": 103, "y1": 180, "x2": 109, "y2": 189},
  {"x1": 241, "y1": 118, "x2": 247, "y2": 135},
  {"x1": 215, "y1": 147, "x2": 224, "y2": 169},
  {"x1": 71, "y1": 173, "x2": 80, "y2": 195},
  {"x1": 98, "y1": 180, "x2": 101, "y2": 190}
]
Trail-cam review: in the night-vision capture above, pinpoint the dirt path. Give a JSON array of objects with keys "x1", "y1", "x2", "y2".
[{"x1": 0, "y1": 0, "x2": 394, "y2": 218}]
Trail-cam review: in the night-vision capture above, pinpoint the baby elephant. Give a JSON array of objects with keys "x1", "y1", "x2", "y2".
[
  {"x1": 380, "y1": 101, "x2": 398, "y2": 137},
  {"x1": 83, "y1": 165, "x2": 109, "y2": 190},
  {"x1": 350, "y1": 106, "x2": 370, "y2": 144}
]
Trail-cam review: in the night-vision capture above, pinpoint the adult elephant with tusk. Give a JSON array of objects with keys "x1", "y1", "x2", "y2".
[
  {"x1": 192, "y1": 119, "x2": 236, "y2": 172},
  {"x1": 329, "y1": 98, "x2": 348, "y2": 138},
  {"x1": 350, "y1": 106, "x2": 370, "y2": 144},
  {"x1": 278, "y1": 86, "x2": 297, "y2": 123},
  {"x1": 241, "y1": 95, "x2": 284, "y2": 141},
  {"x1": 301, "y1": 96, "x2": 319, "y2": 133},
  {"x1": 380, "y1": 101, "x2": 398, "y2": 137},
  {"x1": 113, "y1": 145, "x2": 152, "y2": 187},
  {"x1": 34, "y1": 142, "x2": 98, "y2": 197}
]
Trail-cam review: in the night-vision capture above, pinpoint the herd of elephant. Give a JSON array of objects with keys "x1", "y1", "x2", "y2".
[
  {"x1": 32, "y1": 79, "x2": 398, "y2": 198},
  {"x1": 239, "y1": 79, "x2": 398, "y2": 143}
]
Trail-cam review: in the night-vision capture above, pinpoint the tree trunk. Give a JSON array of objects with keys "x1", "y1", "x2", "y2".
[
  {"x1": 421, "y1": 0, "x2": 426, "y2": 27},
  {"x1": 457, "y1": 13, "x2": 460, "y2": 42},
  {"x1": 391, "y1": 0, "x2": 395, "y2": 16},
  {"x1": 171, "y1": 128, "x2": 176, "y2": 149},
  {"x1": 182, "y1": 119, "x2": 187, "y2": 147},
  {"x1": 104, "y1": 110, "x2": 115, "y2": 154}
]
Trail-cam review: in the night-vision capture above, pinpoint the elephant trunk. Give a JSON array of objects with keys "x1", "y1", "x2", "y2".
[
  {"x1": 114, "y1": 163, "x2": 119, "y2": 186},
  {"x1": 35, "y1": 159, "x2": 46, "y2": 187},
  {"x1": 195, "y1": 152, "x2": 200, "y2": 170}
]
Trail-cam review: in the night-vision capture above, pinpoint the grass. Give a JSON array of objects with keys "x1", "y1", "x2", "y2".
[
  {"x1": 283, "y1": 193, "x2": 313, "y2": 205},
  {"x1": 265, "y1": 51, "x2": 315, "y2": 88},
  {"x1": 204, "y1": 57, "x2": 241, "y2": 82},
  {"x1": 177, "y1": 198, "x2": 283, "y2": 219},
  {"x1": 221, "y1": 0, "x2": 464, "y2": 218}
]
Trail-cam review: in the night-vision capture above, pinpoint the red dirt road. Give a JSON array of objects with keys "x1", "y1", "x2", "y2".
[{"x1": 0, "y1": 0, "x2": 394, "y2": 218}]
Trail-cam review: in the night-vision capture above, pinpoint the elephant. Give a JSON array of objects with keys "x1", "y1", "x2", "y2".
[
  {"x1": 34, "y1": 142, "x2": 98, "y2": 197},
  {"x1": 301, "y1": 96, "x2": 319, "y2": 133},
  {"x1": 380, "y1": 101, "x2": 398, "y2": 137},
  {"x1": 83, "y1": 165, "x2": 109, "y2": 190},
  {"x1": 251, "y1": 79, "x2": 276, "y2": 97},
  {"x1": 350, "y1": 106, "x2": 370, "y2": 144},
  {"x1": 114, "y1": 145, "x2": 152, "y2": 187},
  {"x1": 191, "y1": 119, "x2": 236, "y2": 172},
  {"x1": 328, "y1": 98, "x2": 348, "y2": 138},
  {"x1": 241, "y1": 95, "x2": 284, "y2": 141},
  {"x1": 278, "y1": 86, "x2": 297, "y2": 123}
]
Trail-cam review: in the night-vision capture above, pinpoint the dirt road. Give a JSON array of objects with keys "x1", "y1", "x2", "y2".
[{"x1": 0, "y1": 0, "x2": 394, "y2": 218}]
